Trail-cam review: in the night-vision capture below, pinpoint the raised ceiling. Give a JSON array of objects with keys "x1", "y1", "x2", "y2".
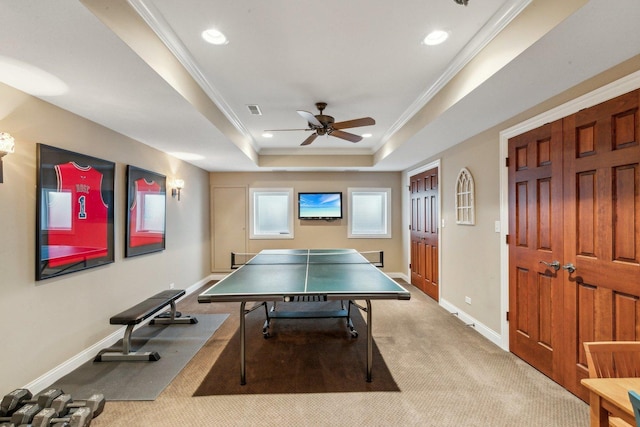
[{"x1": 0, "y1": 0, "x2": 639, "y2": 171}]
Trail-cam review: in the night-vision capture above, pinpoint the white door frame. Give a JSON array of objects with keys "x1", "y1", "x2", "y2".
[{"x1": 405, "y1": 159, "x2": 442, "y2": 294}]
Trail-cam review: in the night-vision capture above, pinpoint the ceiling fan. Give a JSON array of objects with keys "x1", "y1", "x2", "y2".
[{"x1": 266, "y1": 102, "x2": 375, "y2": 146}]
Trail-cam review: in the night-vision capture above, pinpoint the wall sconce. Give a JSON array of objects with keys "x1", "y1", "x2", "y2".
[
  {"x1": 0, "y1": 132, "x2": 15, "y2": 184},
  {"x1": 171, "y1": 179, "x2": 184, "y2": 201}
]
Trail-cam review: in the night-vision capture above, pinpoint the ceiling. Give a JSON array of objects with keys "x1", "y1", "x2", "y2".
[{"x1": 0, "y1": 0, "x2": 639, "y2": 172}]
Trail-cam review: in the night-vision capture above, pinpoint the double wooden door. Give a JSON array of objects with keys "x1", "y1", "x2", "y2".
[
  {"x1": 410, "y1": 167, "x2": 439, "y2": 300},
  {"x1": 508, "y1": 89, "x2": 640, "y2": 399}
]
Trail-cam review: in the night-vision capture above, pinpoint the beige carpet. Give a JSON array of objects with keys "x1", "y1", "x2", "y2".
[{"x1": 88, "y1": 281, "x2": 589, "y2": 426}]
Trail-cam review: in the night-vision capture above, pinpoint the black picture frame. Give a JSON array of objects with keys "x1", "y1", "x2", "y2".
[
  {"x1": 36, "y1": 144, "x2": 115, "y2": 280},
  {"x1": 125, "y1": 165, "x2": 166, "y2": 257}
]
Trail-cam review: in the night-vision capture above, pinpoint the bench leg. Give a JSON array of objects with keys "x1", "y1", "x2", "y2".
[
  {"x1": 150, "y1": 301, "x2": 198, "y2": 325},
  {"x1": 94, "y1": 324, "x2": 161, "y2": 362}
]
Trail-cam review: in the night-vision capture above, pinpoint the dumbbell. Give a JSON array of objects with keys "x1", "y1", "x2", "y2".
[
  {"x1": 50, "y1": 393, "x2": 105, "y2": 419},
  {"x1": 1, "y1": 388, "x2": 64, "y2": 416},
  {"x1": 0, "y1": 388, "x2": 64, "y2": 425},
  {"x1": 30, "y1": 389, "x2": 65, "y2": 410},
  {"x1": 0, "y1": 402, "x2": 43, "y2": 426},
  {"x1": 30, "y1": 406, "x2": 92, "y2": 427},
  {"x1": 0, "y1": 389, "x2": 31, "y2": 417}
]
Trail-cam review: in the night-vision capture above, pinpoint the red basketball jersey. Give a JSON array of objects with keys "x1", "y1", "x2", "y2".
[
  {"x1": 47, "y1": 162, "x2": 108, "y2": 267},
  {"x1": 129, "y1": 178, "x2": 164, "y2": 247}
]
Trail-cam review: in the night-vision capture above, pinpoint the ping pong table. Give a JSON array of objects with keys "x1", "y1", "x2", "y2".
[{"x1": 198, "y1": 248, "x2": 411, "y2": 385}]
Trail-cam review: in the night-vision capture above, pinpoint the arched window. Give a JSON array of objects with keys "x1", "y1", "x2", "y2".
[{"x1": 455, "y1": 168, "x2": 475, "y2": 225}]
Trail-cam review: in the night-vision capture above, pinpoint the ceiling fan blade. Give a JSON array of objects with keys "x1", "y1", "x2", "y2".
[
  {"x1": 330, "y1": 130, "x2": 362, "y2": 143},
  {"x1": 300, "y1": 133, "x2": 318, "y2": 146},
  {"x1": 297, "y1": 110, "x2": 323, "y2": 128},
  {"x1": 332, "y1": 117, "x2": 375, "y2": 130},
  {"x1": 264, "y1": 128, "x2": 313, "y2": 132}
]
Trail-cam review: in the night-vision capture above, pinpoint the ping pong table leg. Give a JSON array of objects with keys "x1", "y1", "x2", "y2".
[
  {"x1": 366, "y1": 299, "x2": 372, "y2": 382},
  {"x1": 240, "y1": 301, "x2": 247, "y2": 385}
]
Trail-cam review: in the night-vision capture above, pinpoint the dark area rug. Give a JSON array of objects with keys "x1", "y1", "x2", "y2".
[
  {"x1": 50, "y1": 314, "x2": 228, "y2": 401},
  {"x1": 194, "y1": 302, "x2": 400, "y2": 395}
]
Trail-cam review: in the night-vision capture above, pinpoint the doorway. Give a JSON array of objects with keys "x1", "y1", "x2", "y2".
[
  {"x1": 410, "y1": 166, "x2": 440, "y2": 301},
  {"x1": 507, "y1": 89, "x2": 640, "y2": 399}
]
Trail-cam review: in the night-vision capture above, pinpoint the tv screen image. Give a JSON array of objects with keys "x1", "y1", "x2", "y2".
[{"x1": 298, "y1": 192, "x2": 342, "y2": 219}]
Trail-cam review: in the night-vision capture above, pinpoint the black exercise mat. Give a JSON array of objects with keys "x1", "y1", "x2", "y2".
[
  {"x1": 50, "y1": 314, "x2": 228, "y2": 401},
  {"x1": 194, "y1": 303, "x2": 400, "y2": 395}
]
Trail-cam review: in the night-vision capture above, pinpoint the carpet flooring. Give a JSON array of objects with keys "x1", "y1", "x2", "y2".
[{"x1": 86, "y1": 281, "x2": 590, "y2": 426}]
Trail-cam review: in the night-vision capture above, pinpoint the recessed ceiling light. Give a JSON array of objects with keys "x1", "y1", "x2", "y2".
[
  {"x1": 422, "y1": 30, "x2": 449, "y2": 46},
  {"x1": 362, "y1": 133, "x2": 372, "y2": 138},
  {"x1": 262, "y1": 132, "x2": 273, "y2": 138},
  {"x1": 202, "y1": 28, "x2": 228, "y2": 45}
]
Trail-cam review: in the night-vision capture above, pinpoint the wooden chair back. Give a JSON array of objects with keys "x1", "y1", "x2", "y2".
[{"x1": 583, "y1": 341, "x2": 640, "y2": 379}]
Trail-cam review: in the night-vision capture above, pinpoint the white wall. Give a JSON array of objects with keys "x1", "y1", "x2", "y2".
[{"x1": 0, "y1": 83, "x2": 211, "y2": 394}]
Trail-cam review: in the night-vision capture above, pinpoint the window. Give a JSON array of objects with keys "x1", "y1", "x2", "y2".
[
  {"x1": 455, "y1": 168, "x2": 475, "y2": 225},
  {"x1": 249, "y1": 188, "x2": 293, "y2": 239},
  {"x1": 348, "y1": 188, "x2": 391, "y2": 238}
]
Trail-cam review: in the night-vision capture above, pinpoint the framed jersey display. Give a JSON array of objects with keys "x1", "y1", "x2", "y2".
[
  {"x1": 36, "y1": 144, "x2": 115, "y2": 280},
  {"x1": 125, "y1": 165, "x2": 166, "y2": 257}
]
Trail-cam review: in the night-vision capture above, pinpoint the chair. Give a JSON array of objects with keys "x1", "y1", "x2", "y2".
[
  {"x1": 584, "y1": 341, "x2": 640, "y2": 378},
  {"x1": 584, "y1": 341, "x2": 640, "y2": 427},
  {"x1": 629, "y1": 390, "x2": 640, "y2": 427}
]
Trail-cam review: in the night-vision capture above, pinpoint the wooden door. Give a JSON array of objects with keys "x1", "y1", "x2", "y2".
[
  {"x1": 509, "y1": 89, "x2": 640, "y2": 399},
  {"x1": 508, "y1": 120, "x2": 565, "y2": 382},
  {"x1": 211, "y1": 186, "x2": 247, "y2": 272},
  {"x1": 561, "y1": 90, "x2": 640, "y2": 399},
  {"x1": 410, "y1": 168, "x2": 439, "y2": 300}
]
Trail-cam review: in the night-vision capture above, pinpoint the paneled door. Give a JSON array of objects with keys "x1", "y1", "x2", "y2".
[
  {"x1": 410, "y1": 167, "x2": 439, "y2": 300},
  {"x1": 508, "y1": 119, "x2": 565, "y2": 383},
  {"x1": 509, "y1": 89, "x2": 640, "y2": 399},
  {"x1": 561, "y1": 90, "x2": 640, "y2": 399},
  {"x1": 211, "y1": 186, "x2": 247, "y2": 272}
]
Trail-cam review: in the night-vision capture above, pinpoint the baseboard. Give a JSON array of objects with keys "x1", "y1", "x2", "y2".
[
  {"x1": 385, "y1": 272, "x2": 409, "y2": 282},
  {"x1": 205, "y1": 273, "x2": 227, "y2": 282},
  {"x1": 23, "y1": 275, "x2": 216, "y2": 394},
  {"x1": 438, "y1": 298, "x2": 504, "y2": 350}
]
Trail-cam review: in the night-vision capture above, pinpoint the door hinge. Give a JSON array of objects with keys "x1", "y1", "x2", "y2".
[
  {"x1": 505, "y1": 157, "x2": 510, "y2": 168},
  {"x1": 506, "y1": 311, "x2": 510, "y2": 322},
  {"x1": 505, "y1": 234, "x2": 510, "y2": 245}
]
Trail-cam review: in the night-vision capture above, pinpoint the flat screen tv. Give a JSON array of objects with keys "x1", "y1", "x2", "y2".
[{"x1": 298, "y1": 192, "x2": 343, "y2": 220}]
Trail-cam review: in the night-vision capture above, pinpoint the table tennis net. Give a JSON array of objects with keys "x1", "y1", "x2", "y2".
[{"x1": 230, "y1": 250, "x2": 384, "y2": 269}]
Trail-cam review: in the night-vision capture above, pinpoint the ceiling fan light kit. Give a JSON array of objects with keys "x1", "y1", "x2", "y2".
[{"x1": 268, "y1": 102, "x2": 375, "y2": 146}]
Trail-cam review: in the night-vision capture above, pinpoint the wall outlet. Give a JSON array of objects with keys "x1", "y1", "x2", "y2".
[
  {"x1": 465, "y1": 296, "x2": 472, "y2": 305},
  {"x1": 169, "y1": 283, "x2": 174, "y2": 289}
]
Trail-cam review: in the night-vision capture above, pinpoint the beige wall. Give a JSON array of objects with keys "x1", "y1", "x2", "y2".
[
  {"x1": 0, "y1": 83, "x2": 211, "y2": 393},
  {"x1": 402, "y1": 56, "x2": 640, "y2": 337},
  {"x1": 2, "y1": 52, "x2": 639, "y2": 397},
  {"x1": 210, "y1": 172, "x2": 404, "y2": 274},
  {"x1": 415, "y1": 132, "x2": 503, "y2": 333}
]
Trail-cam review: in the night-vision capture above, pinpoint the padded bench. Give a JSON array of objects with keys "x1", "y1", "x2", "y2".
[{"x1": 94, "y1": 289, "x2": 197, "y2": 362}]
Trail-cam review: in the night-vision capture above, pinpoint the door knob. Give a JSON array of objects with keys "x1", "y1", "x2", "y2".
[
  {"x1": 562, "y1": 263, "x2": 576, "y2": 273},
  {"x1": 539, "y1": 260, "x2": 560, "y2": 271}
]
